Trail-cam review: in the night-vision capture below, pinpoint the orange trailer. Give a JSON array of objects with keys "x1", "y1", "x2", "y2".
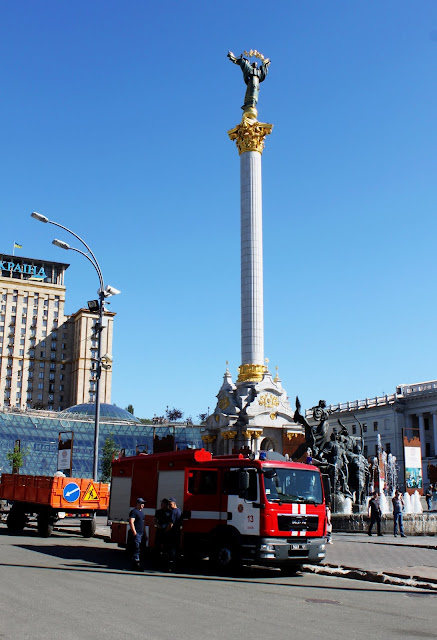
[{"x1": 0, "y1": 473, "x2": 109, "y2": 537}]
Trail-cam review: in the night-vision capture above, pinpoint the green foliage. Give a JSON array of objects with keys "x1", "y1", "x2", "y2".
[
  {"x1": 101, "y1": 434, "x2": 119, "y2": 483},
  {"x1": 140, "y1": 418, "x2": 153, "y2": 424},
  {"x1": 126, "y1": 404, "x2": 134, "y2": 415},
  {"x1": 6, "y1": 444, "x2": 29, "y2": 473},
  {"x1": 165, "y1": 407, "x2": 183, "y2": 422}
]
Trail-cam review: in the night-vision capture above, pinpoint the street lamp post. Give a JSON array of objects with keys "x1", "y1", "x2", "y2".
[{"x1": 31, "y1": 212, "x2": 120, "y2": 480}]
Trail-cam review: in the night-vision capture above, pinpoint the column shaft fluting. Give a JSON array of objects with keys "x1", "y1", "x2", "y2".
[{"x1": 240, "y1": 150, "x2": 264, "y2": 366}]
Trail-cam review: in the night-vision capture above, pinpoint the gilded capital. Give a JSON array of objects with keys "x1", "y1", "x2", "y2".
[
  {"x1": 228, "y1": 117, "x2": 273, "y2": 155},
  {"x1": 202, "y1": 434, "x2": 217, "y2": 444},
  {"x1": 222, "y1": 430, "x2": 237, "y2": 440},
  {"x1": 237, "y1": 363, "x2": 266, "y2": 383}
]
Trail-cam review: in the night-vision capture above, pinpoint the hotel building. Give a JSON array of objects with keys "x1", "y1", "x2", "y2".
[{"x1": 0, "y1": 252, "x2": 114, "y2": 412}]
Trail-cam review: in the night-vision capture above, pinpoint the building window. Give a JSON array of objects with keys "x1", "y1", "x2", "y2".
[
  {"x1": 352, "y1": 425, "x2": 356, "y2": 434},
  {"x1": 44, "y1": 300, "x2": 48, "y2": 307},
  {"x1": 29, "y1": 350, "x2": 34, "y2": 358},
  {"x1": 386, "y1": 443, "x2": 391, "y2": 454},
  {"x1": 39, "y1": 362, "x2": 45, "y2": 368},
  {"x1": 50, "y1": 363, "x2": 56, "y2": 370},
  {"x1": 39, "y1": 372, "x2": 44, "y2": 379},
  {"x1": 59, "y1": 384, "x2": 64, "y2": 391},
  {"x1": 375, "y1": 445, "x2": 379, "y2": 456},
  {"x1": 425, "y1": 418, "x2": 430, "y2": 431},
  {"x1": 49, "y1": 373, "x2": 55, "y2": 381},
  {"x1": 60, "y1": 364, "x2": 65, "y2": 370},
  {"x1": 59, "y1": 395, "x2": 63, "y2": 403},
  {"x1": 38, "y1": 383, "x2": 43, "y2": 390},
  {"x1": 37, "y1": 393, "x2": 43, "y2": 400},
  {"x1": 40, "y1": 351, "x2": 45, "y2": 358},
  {"x1": 41, "y1": 340, "x2": 46, "y2": 347},
  {"x1": 60, "y1": 374, "x2": 64, "y2": 381},
  {"x1": 19, "y1": 349, "x2": 24, "y2": 356},
  {"x1": 373, "y1": 422, "x2": 378, "y2": 431},
  {"x1": 426, "y1": 443, "x2": 431, "y2": 457},
  {"x1": 50, "y1": 353, "x2": 56, "y2": 360}
]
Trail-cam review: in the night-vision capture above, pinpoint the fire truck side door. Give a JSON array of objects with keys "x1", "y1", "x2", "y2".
[
  {"x1": 183, "y1": 469, "x2": 225, "y2": 531},
  {"x1": 224, "y1": 468, "x2": 260, "y2": 536}
]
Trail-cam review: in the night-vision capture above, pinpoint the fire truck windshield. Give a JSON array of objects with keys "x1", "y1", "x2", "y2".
[{"x1": 262, "y1": 468, "x2": 323, "y2": 505}]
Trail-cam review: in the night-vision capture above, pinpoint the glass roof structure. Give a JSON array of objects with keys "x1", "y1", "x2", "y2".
[{"x1": 0, "y1": 407, "x2": 203, "y2": 480}]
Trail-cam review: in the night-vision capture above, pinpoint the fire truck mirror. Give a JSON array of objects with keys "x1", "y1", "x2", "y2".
[{"x1": 263, "y1": 469, "x2": 277, "y2": 480}]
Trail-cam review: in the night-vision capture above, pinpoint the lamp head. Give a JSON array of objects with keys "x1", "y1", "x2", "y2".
[
  {"x1": 31, "y1": 212, "x2": 49, "y2": 223},
  {"x1": 52, "y1": 239, "x2": 70, "y2": 250},
  {"x1": 102, "y1": 284, "x2": 121, "y2": 297}
]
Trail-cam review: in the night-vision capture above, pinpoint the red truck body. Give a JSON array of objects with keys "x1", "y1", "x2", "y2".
[{"x1": 109, "y1": 448, "x2": 327, "y2": 570}]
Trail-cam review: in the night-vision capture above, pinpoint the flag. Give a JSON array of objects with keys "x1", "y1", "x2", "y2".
[{"x1": 14, "y1": 242, "x2": 22, "y2": 249}]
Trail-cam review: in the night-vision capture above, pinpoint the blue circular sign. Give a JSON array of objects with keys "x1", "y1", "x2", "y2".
[{"x1": 63, "y1": 482, "x2": 80, "y2": 503}]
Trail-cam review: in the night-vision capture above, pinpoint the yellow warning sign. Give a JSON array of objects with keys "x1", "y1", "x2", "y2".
[{"x1": 83, "y1": 482, "x2": 99, "y2": 501}]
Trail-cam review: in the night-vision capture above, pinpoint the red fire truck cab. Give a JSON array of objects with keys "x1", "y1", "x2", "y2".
[{"x1": 109, "y1": 448, "x2": 327, "y2": 572}]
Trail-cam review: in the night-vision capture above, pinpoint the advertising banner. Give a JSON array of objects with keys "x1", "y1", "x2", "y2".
[{"x1": 403, "y1": 427, "x2": 423, "y2": 494}]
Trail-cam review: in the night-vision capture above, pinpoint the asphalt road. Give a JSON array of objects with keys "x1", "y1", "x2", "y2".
[{"x1": 0, "y1": 527, "x2": 436, "y2": 640}]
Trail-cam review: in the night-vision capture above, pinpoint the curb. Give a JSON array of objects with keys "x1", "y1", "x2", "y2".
[{"x1": 303, "y1": 563, "x2": 437, "y2": 591}]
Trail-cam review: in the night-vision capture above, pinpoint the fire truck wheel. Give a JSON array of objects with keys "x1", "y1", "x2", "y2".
[
  {"x1": 6, "y1": 506, "x2": 27, "y2": 534},
  {"x1": 80, "y1": 518, "x2": 96, "y2": 538},
  {"x1": 37, "y1": 515, "x2": 54, "y2": 537},
  {"x1": 211, "y1": 538, "x2": 241, "y2": 572},
  {"x1": 280, "y1": 563, "x2": 303, "y2": 576}
]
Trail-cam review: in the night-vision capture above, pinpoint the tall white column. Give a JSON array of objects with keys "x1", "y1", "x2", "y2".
[
  {"x1": 228, "y1": 117, "x2": 272, "y2": 384},
  {"x1": 240, "y1": 151, "x2": 263, "y2": 366}
]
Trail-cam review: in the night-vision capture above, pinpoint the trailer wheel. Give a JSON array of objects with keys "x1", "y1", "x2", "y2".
[
  {"x1": 6, "y1": 506, "x2": 27, "y2": 534},
  {"x1": 210, "y1": 538, "x2": 241, "y2": 572},
  {"x1": 80, "y1": 517, "x2": 96, "y2": 538},
  {"x1": 37, "y1": 514, "x2": 54, "y2": 537}
]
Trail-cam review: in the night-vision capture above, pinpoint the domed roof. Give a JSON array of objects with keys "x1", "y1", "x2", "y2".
[{"x1": 62, "y1": 403, "x2": 141, "y2": 423}]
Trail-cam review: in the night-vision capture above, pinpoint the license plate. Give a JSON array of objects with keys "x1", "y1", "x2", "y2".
[{"x1": 291, "y1": 543, "x2": 304, "y2": 550}]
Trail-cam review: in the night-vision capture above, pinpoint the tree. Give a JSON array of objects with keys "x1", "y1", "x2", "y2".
[
  {"x1": 6, "y1": 443, "x2": 29, "y2": 474},
  {"x1": 165, "y1": 406, "x2": 183, "y2": 422},
  {"x1": 101, "y1": 434, "x2": 119, "y2": 483},
  {"x1": 126, "y1": 404, "x2": 134, "y2": 415}
]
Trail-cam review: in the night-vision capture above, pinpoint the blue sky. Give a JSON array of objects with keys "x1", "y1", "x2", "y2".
[{"x1": 1, "y1": 1, "x2": 437, "y2": 420}]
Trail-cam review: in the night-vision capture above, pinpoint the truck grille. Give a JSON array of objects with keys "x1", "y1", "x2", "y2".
[{"x1": 278, "y1": 514, "x2": 319, "y2": 532}]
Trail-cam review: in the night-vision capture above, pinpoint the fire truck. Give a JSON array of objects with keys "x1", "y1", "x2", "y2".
[{"x1": 109, "y1": 448, "x2": 328, "y2": 572}]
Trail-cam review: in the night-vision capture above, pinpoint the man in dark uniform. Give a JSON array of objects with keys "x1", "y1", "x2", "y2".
[
  {"x1": 129, "y1": 498, "x2": 146, "y2": 570},
  {"x1": 368, "y1": 492, "x2": 383, "y2": 536},
  {"x1": 154, "y1": 498, "x2": 171, "y2": 557},
  {"x1": 166, "y1": 497, "x2": 182, "y2": 570}
]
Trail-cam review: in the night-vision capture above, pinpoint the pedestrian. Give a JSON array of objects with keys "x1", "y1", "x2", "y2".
[
  {"x1": 392, "y1": 490, "x2": 407, "y2": 538},
  {"x1": 166, "y1": 497, "x2": 182, "y2": 570},
  {"x1": 425, "y1": 484, "x2": 433, "y2": 511},
  {"x1": 433, "y1": 485, "x2": 437, "y2": 510},
  {"x1": 326, "y1": 501, "x2": 333, "y2": 544},
  {"x1": 368, "y1": 491, "x2": 383, "y2": 536},
  {"x1": 129, "y1": 498, "x2": 146, "y2": 571},
  {"x1": 154, "y1": 498, "x2": 171, "y2": 556}
]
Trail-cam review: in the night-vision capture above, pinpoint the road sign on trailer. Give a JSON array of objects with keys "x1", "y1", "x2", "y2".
[
  {"x1": 63, "y1": 482, "x2": 80, "y2": 503},
  {"x1": 83, "y1": 482, "x2": 99, "y2": 501}
]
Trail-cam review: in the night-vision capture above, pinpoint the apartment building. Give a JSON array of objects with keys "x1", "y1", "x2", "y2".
[{"x1": 0, "y1": 252, "x2": 114, "y2": 411}]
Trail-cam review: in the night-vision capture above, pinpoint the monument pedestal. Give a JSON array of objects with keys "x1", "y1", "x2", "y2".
[{"x1": 203, "y1": 365, "x2": 300, "y2": 455}]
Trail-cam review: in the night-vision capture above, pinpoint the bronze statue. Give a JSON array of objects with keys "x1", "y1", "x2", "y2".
[{"x1": 227, "y1": 50, "x2": 270, "y2": 114}]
